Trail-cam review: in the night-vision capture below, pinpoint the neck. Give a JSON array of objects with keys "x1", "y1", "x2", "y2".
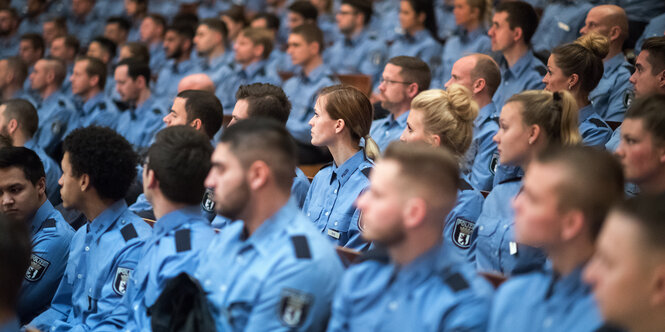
[
  {"x1": 40, "y1": 84, "x2": 59, "y2": 100},
  {"x1": 328, "y1": 138, "x2": 361, "y2": 168},
  {"x1": 152, "y1": 194, "x2": 188, "y2": 220},
  {"x1": 242, "y1": 58, "x2": 261, "y2": 70},
  {"x1": 208, "y1": 44, "x2": 226, "y2": 60},
  {"x1": 463, "y1": 20, "x2": 480, "y2": 32},
  {"x1": 82, "y1": 88, "x2": 101, "y2": 103},
  {"x1": 406, "y1": 26, "x2": 424, "y2": 36},
  {"x1": 638, "y1": 169, "x2": 665, "y2": 195},
  {"x1": 388, "y1": 225, "x2": 441, "y2": 265},
  {"x1": 81, "y1": 195, "x2": 116, "y2": 222},
  {"x1": 474, "y1": 93, "x2": 491, "y2": 109},
  {"x1": 11, "y1": 131, "x2": 29, "y2": 147},
  {"x1": 575, "y1": 92, "x2": 590, "y2": 109},
  {"x1": 241, "y1": 188, "x2": 290, "y2": 236},
  {"x1": 136, "y1": 88, "x2": 151, "y2": 107},
  {"x1": 176, "y1": 50, "x2": 191, "y2": 63},
  {"x1": 302, "y1": 55, "x2": 323, "y2": 76},
  {"x1": 503, "y1": 43, "x2": 528, "y2": 68},
  {"x1": 547, "y1": 236, "x2": 594, "y2": 276},
  {"x1": 2, "y1": 84, "x2": 20, "y2": 101},
  {"x1": 605, "y1": 43, "x2": 622, "y2": 62}
]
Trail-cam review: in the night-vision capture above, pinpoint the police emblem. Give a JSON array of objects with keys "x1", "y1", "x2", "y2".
[
  {"x1": 201, "y1": 188, "x2": 215, "y2": 213},
  {"x1": 489, "y1": 152, "x2": 499, "y2": 175},
  {"x1": 623, "y1": 89, "x2": 634, "y2": 109},
  {"x1": 25, "y1": 254, "x2": 50, "y2": 282},
  {"x1": 277, "y1": 288, "x2": 312, "y2": 328},
  {"x1": 51, "y1": 121, "x2": 63, "y2": 135},
  {"x1": 113, "y1": 267, "x2": 132, "y2": 295},
  {"x1": 452, "y1": 218, "x2": 475, "y2": 249}
]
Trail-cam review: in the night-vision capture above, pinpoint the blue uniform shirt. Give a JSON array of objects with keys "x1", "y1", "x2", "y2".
[
  {"x1": 435, "y1": 27, "x2": 492, "y2": 86},
  {"x1": 28, "y1": 200, "x2": 152, "y2": 332},
  {"x1": 470, "y1": 177, "x2": 547, "y2": 276},
  {"x1": 34, "y1": 91, "x2": 79, "y2": 156},
  {"x1": 292, "y1": 167, "x2": 310, "y2": 209},
  {"x1": 327, "y1": 244, "x2": 494, "y2": 332},
  {"x1": 24, "y1": 139, "x2": 62, "y2": 205},
  {"x1": 196, "y1": 51, "x2": 234, "y2": 85},
  {"x1": 444, "y1": 179, "x2": 485, "y2": 264},
  {"x1": 154, "y1": 58, "x2": 198, "y2": 102},
  {"x1": 488, "y1": 263, "x2": 605, "y2": 332},
  {"x1": 303, "y1": 150, "x2": 372, "y2": 250},
  {"x1": 283, "y1": 64, "x2": 338, "y2": 144},
  {"x1": 387, "y1": 29, "x2": 442, "y2": 77},
  {"x1": 589, "y1": 53, "x2": 633, "y2": 122},
  {"x1": 493, "y1": 51, "x2": 547, "y2": 112},
  {"x1": 18, "y1": 200, "x2": 74, "y2": 323},
  {"x1": 78, "y1": 92, "x2": 119, "y2": 129},
  {"x1": 367, "y1": 0, "x2": 400, "y2": 43},
  {"x1": 66, "y1": 13, "x2": 103, "y2": 46},
  {"x1": 266, "y1": 48, "x2": 297, "y2": 74},
  {"x1": 579, "y1": 104, "x2": 612, "y2": 148},
  {"x1": 0, "y1": 33, "x2": 20, "y2": 59},
  {"x1": 195, "y1": 201, "x2": 344, "y2": 332},
  {"x1": 636, "y1": 13, "x2": 665, "y2": 51},
  {"x1": 111, "y1": 207, "x2": 215, "y2": 331},
  {"x1": 609, "y1": 0, "x2": 665, "y2": 24},
  {"x1": 114, "y1": 95, "x2": 167, "y2": 150},
  {"x1": 531, "y1": 0, "x2": 593, "y2": 55},
  {"x1": 435, "y1": 2, "x2": 457, "y2": 41},
  {"x1": 216, "y1": 60, "x2": 282, "y2": 113},
  {"x1": 324, "y1": 29, "x2": 387, "y2": 86},
  {"x1": 370, "y1": 111, "x2": 409, "y2": 152},
  {"x1": 148, "y1": 43, "x2": 168, "y2": 77},
  {"x1": 17, "y1": 15, "x2": 45, "y2": 36},
  {"x1": 464, "y1": 102, "x2": 499, "y2": 191}
]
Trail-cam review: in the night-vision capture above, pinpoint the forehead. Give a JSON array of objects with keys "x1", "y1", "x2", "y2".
[
  {"x1": 500, "y1": 101, "x2": 522, "y2": 121},
  {"x1": 383, "y1": 63, "x2": 403, "y2": 78},
  {"x1": 622, "y1": 118, "x2": 648, "y2": 136},
  {"x1": 600, "y1": 212, "x2": 646, "y2": 258},
  {"x1": 212, "y1": 142, "x2": 239, "y2": 165},
  {"x1": 492, "y1": 11, "x2": 509, "y2": 25},
  {"x1": 172, "y1": 97, "x2": 187, "y2": 112},
  {"x1": 114, "y1": 64, "x2": 129, "y2": 76},
  {"x1": 371, "y1": 159, "x2": 402, "y2": 188},
  {"x1": 288, "y1": 33, "x2": 306, "y2": 44},
  {"x1": 0, "y1": 167, "x2": 30, "y2": 186},
  {"x1": 524, "y1": 161, "x2": 566, "y2": 196},
  {"x1": 635, "y1": 50, "x2": 653, "y2": 69},
  {"x1": 453, "y1": 56, "x2": 475, "y2": 74}
]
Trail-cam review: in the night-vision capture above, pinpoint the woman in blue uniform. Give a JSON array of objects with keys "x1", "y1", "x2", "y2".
[
  {"x1": 399, "y1": 84, "x2": 485, "y2": 263},
  {"x1": 543, "y1": 32, "x2": 613, "y2": 148},
  {"x1": 471, "y1": 89, "x2": 581, "y2": 276},
  {"x1": 303, "y1": 85, "x2": 380, "y2": 250}
]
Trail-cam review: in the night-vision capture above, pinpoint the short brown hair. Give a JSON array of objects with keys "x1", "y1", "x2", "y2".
[
  {"x1": 76, "y1": 56, "x2": 107, "y2": 89},
  {"x1": 290, "y1": 23, "x2": 324, "y2": 53},
  {"x1": 239, "y1": 27, "x2": 274, "y2": 59},
  {"x1": 387, "y1": 56, "x2": 431, "y2": 93},
  {"x1": 470, "y1": 54, "x2": 501, "y2": 97}
]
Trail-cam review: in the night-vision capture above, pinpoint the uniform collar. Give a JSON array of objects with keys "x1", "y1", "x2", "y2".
[
  {"x1": 384, "y1": 110, "x2": 410, "y2": 128},
  {"x1": 457, "y1": 26, "x2": 486, "y2": 42},
  {"x1": 544, "y1": 262, "x2": 590, "y2": 300},
  {"x1": 243, "y1": 201, "x2": 298, "y2": 257},
  {"x1": 392, "y1": 242, "x2": 443, "y2": 286},
  {"x1": 240, "y1": 59, "x2": 268, "y2": 78},
  {"x1": 331, "y1": 149, "x2": 366, "y2": 187},
  {"x1": 153, "y1": 205, "x2": 202, "y2": 237},
  {"x1": 299, "y1": 63, "x2": 330, "y2": 83},
  {"x1": 502, "y1": 50, "x2": 537, "y2": 78},
  {"x1": 578, "y1": 104, "x2": 595, "y2": 123},
  {"x1": 23, "y1": 138, "x2": 38, "y2": 151},
  {"x1": 82, "y1": 92, "x2": 104, "y2": 115},
  {"x1": 603, "y1": 53, "x2": 628, "y2": 76},
  {"x1": 475, "y1": 102, "x2": 497, "y2": 127},
  {"x1": 171, "y1": 58, "x2": 195, "y2": 74},
  {"x1": 403, "y1": 29, "x2": 429, "y2": 43},
  {"x1": 42, "y1": 90, "x2": 64, "y2": 106},
  {"x1": 88, "y1": 200, "x2": 128, "y2": 243},
  {"x1": 135, "y1": 94, "x2": 156, "y2": 113},
  {"x1": 345, "y1": 28, "x2": 368, "y2": 47},
  {"x1": 205, "y1": 51, "x2": 232, "y2": 70},
  {"x1": 29, "y1": 200, "x2": 56, "y2": 237}
]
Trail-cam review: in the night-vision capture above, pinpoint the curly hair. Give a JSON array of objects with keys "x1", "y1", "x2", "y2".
[{"x1": 63, "y1": 126, "x2": 138, "y2": 200}]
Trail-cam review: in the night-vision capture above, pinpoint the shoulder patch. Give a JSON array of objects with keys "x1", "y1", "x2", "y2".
[
  {"x1": 452, "y1": 218, "x2": 475, "y2": 249},
  {"x1": 175, "y1": 229, "x2": 192, "y2": 253},
  {"x1": 623, "y1": 89, "x2": 634, "y2": 109},
  {"x1": 443, "y1": 272, "x2": 470, "y2": 292},
  {"x1": 201, "y1": 188, "x2": 215, "y2": 213},
  {"x1": 490, "y1": 152, "x2": 499, "y2": 175},
  {"x1": 535, "y1": 65, "x2": 547, "y2": 77},
  {"x1": 112, "y1": 267, "x2": 132, "y2": 295},
  {"x1": 498, "y1": 176, "x2": 522, "y2": 185},
  {"x1": 360, "y1": 167, "x2": 371, "y2": 178},
  {"x1": 278, "y1": 288, "x2": 313, "y2": 328},
  {"x1": 42, "y1": 218, "x2": 57, "y2": 228},
  {"x1": 25, "y1": 254, "x2": 50, "y2": 282},
  {"x1": 291, "y1": 235, "x2": 311, "y2": 259},
  {"x1": 120, "y1": 224, "x2": 138, "y2": 241},
  {"x1": 589, "y1": 118, "x2": 609, "y2": 128}
]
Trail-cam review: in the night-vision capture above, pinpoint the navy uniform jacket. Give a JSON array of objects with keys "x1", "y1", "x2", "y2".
[
  {"x1": 114, "y1": 95, "x2": 167, "y2": 151},
  {"x1": 492, "y1": 51, "x2": 547, "y2": 112},
  {"x1": 77, "y1": 92, "x2": 119, "y2": 129},
  {"x1": 283, "y1": 64, "x2": 338, "y2": 144},
  {"x1": 387, "y1": 29, "x2": 442, "y2": 78},
  {"x1": 444, "y1": 179, "x2": 485, "y2": 264},
  {"x1": 579, "y1": 104, "x2": 612, "y2": 148},
  {"x1": 327, "y1": 244, "x2": 494, "y2": 331},
  {"x1": 636, "y1": 13, "x2": 665, "y2": 51},
  {"x1": 28, "y1": 200, "x2": 152, "y2": 332},
  {"x1": 18, "y1": 200, "x2": 74, "y2": 323},
  {"x1": 464, "y1": 102, "x2": 499, "y2": 191},
  {"x1": 324, "y1": 29, "x2": 387, "y2": 86},
  {"x1": 104, "y1": 207, "x2": 215, "y2": 331},
  {"x1": 195, "y1": 201, "x2": 344, "y2": 331},
  {"x1": 34, "y1": 91, "x2": 79, "y2": 156},
  {"x1": 216, "y1": 60, "x2": 282, "y2": 113},
  {"x1": 435, "y1": 27, "x2": 492, "y2": 87},
  {"x1": 370, "y1": 111, "x2": 409, "y2": 152},
  {"x1": 531, "y1": 0, "x2": 593, "y2": 56},
  {"x1": 153, "y1": 58, "x2": 198, "y2": 102},
  {"x1": 303, "y1": 150, "x2": 372, "y2": 250},
  {"x1": 469, "y1": 177, "x2": 547, "y2": 276},
  {"x1": 488, "y1": 263, "x2": 605, "y2": 332},
  {"x1": 24, "y1": 139, "x2": 62, "y2": 205},
  {"x1": 589, "y1": 53, "x2": 633, "y2": 122}
]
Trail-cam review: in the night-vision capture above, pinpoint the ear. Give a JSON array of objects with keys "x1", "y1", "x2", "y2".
[
  {"x1": 608, "y1": 26, "x2": 621, "y2": 43},
  {"x1": 568, "y1": 73, "x2": 579, "y2": 90},
  {"x1": 89, "y1": 75, "x2": 100, "y2": 89},
  {"x1": 528, "y1": 124, "x2": 541, "y2": 145},
  {"x1": 247, "y1": 160, "x2": 269, "y2": 190},
  {"x1": 144, "y1": 168, "x2": 159, "y2": 190},
  {"x1": 658, "y1": 69, "x2": 665, "y2": 89},
  {"x1": 472, "y1": 78, "x2": 486, "y2": 95},
  {"x1": 79, "y1": 173, "x2": 91, "y2": 192},
  {"x1": 406, "y1": 82, "x2": 419, "y2": 99},
  {"x1": 513, "y1": 26, "x2": 523, "y2": 43},
  {"x1": 308, "y1": 41, "x2": 320, "y2": 56},
  {"x1": 560, "y1": 209, "x2": 585, "y2": 241},
  {"x1": 429, "y1": 134, "x2": 441, "y2": 147},
  {"x1": 46, "y1": 70, "x2": 56, "y2": 85},
  {"x1": 651, "y1": 264, "x2": 665, "y2": 306},
  {"x1": 334, "y1": 118, "x2": 346, "y2": 134},
  {"x1": 136, "y1": 75, "x2": 147, "y2": 89},
  {"x1": 190, "y1": 118, "x2": 202, "y2": 131},
  {"x1": 402, "y1": 196, "x2": 427, "y2": 230},
  {"x1": 253, "y1": 44, "x2": 265, "y2": 59},
  {"x1": 417, "y1": 12, "x2": 426, "y2": 25},
  {"x1": 6, "y1": 118, "x2": 18, "y2": 136},
  {"x1": 36, "y1": 177, "x2": 46, "y2": 196}
]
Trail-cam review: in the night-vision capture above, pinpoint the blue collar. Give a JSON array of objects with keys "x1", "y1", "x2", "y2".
[
  {"x1": 603, "y1": 53, "x2": 627, "y2": 76},
  {"x1": 386, "y1": 110, "x2": 410, "y2": 128},
  {"x1": 578, "y1": 104, "x2": 595, "y2": 122},
  {"x1": 544, "y1": 262, "x2": 590, "y2": 300},
  {"x1": 29, "y1": 200, "x2": 56, "y2": 237},
  {"x1": 23, "y1": 138, "x2": 38, "y2": 151},
  {"x1": 240, "y1": 59, "x2": 268, "y2": 78},
  {"x1": 346, "y1": 28, "x2": 369, "y2": 46},
  {"x1": 153, "y1": 206, "x2": 203, "y2": 237},
  {"x1": 242, "y1": 201, "x2": 299, "y2": 257},
  {"x1": 458, "y1": 26, "x2": 487, "y2": 42},
  {"x1": 82, "y1": 92, "x2": 104, "y2": 115},
  {"x1": 502, "y1": 50, "x2": 537, "y2": 78},
  {"x1": 88, "y1": 200, "x2": 128, "y2": 243},
  {"x1": 475, "y1": 102, "x2": 497, "y2": 127},
  {"x1": 403, "y1": 29, "x2": 430, "y2": 43},
  {"x1": 392, "y1": 243, "x2": 444, "y2": 286},
  {"x1": 331, "y1": 149, "x2": 367, "y2": 187},
  {"x1": 299, "y1": 63, "x2": 330, "y2": 83}
]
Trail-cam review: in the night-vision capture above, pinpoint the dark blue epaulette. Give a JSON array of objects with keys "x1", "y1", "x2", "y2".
[{"x1": 498, "y1": 176, "x2": 522, "y2": 185}]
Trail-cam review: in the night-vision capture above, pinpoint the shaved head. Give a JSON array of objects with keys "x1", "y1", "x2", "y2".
[
  {"x1": 582, "y1": 5, "x2": 628, "y2": 43},
  {"x1": 177, "y1": 73, "x2": 215, "y2": 93}
]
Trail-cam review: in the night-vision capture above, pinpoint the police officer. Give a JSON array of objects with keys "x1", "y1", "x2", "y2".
[
  {"x1": 196, "y1": 119, "x2": 343, "y2": 331},
  {"x1": 215, "y1": 27, "x2": 282, "y2": 112},
  {"x1": 0, "y1": 99, "x2": 62, "y2": 205},
  {"x1": 445, "y1": 54, "x2": 501, "y2": 192},
  {"x1": 250, "y1": 13, "x2": 297, "y2": 74},
  {"x1": 399, "y1": 86, "x2": 485, "y2": 264},
  {"x1": 103, "y1": 126, "x2": 215, "y2": 331},
  {"x1": 0, "y1": 57, "x2": 36, "y2": 105},
  {"x1": 471, "y1": 90, "x2": 580, "y2": 276},
  {"x1": 139, "y1": 14, "x2": 168, "y2": 77},
  {"x1": 530, "y1": 0, "x2": 594, "y2": 57},
  {"x1": 153, "y1": 23, "x2": 198, "y2": 102},
  {"x1": 70, "y1": 56, "x2": 118, "y2": 128},
  {"x1": 324, "y1": 0, "x2": 386, "y2": 86},
  {"x1": 582, "y1": 5, "x2": 633, "y2": 122},
  {"x1": 283, "y1": 24, "x2": 338, "y2": 145},
  {"x1": 86, "y1": 36, "x2": 118, "y2": 99},
  {"x1": 193, "y1": 18, "x2": 234, "y2": 85},
  {"x1": 49, "y1": 35, "x2": 79, "y2": 96},
  {"x1": 113, "y1": 59, "x2": 166, "y2": 151},
  {"x1": 371, "y1": 56, "x2": 430, "y2": 151},
  {"x1": 27, "y1": 126, "x2": 152, "y2": 331},
  {"x1": 0, "y1": 8, "x2": 21, "y2": 59},
  {"x1": 327, "y1": 142, "x2": 493, "y2": 331},
  {"x1": 29, "y1": 58, "x2": 79, "y2": 157},
  {"x1": 19, "y1": 33, "x2": 45, "y2": 96},
  {"x1": 488, "y1": 2, "x2": 546, "y2": 111},
  {"x1": 0, "y1": 212, "x2": 32, "y2": 331},
  {"x1": 0, "y1": 147, "x2": 74, "y2": 324},
  {"x1": 66, "y1": 0, "x2": 103, "y2": 46},
  {"x1": 489, "y1": 145, "x2": 623, "y2": 331}
]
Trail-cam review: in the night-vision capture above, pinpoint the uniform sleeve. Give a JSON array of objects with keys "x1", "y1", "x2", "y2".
[
  {"x1": 27, "y1": 263, "x2": 75, "y2": 331},
  {"x1": 605, "y1": 73, "x2": 632, "y2": 122},
  {"x1": 581, "y1": 123, "x2": 612, "y2": 148},
  {"x1": 358, "y1": 42, "x2": 387, "y2": 87},
  {"x1": 343, "y1": 208, "x2": 366, "y2": 251},
  {"x1": 325, "y1": 270, "x2": 356, "y2": 332},
  {"x1": 469, "y1": 127, "x2": 499, "y2": 192}
]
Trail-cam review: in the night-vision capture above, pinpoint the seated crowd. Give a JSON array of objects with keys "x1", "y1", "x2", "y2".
[{"x1": 0, "y1": 0, "x2": 664, "y2": 331}]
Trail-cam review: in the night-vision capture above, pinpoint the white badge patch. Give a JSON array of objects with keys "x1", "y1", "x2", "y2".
[
  {"x1": 201, "y1": 188, "x2": 215, "y2": 213},
  {"x1": 25, "y1": 254, "x2": 50, "y2": 282},
  {"x1": 113, "y1": 267, "x2": 132, "y2": 295},
  {"x1": 278, "y1": 288, "x2": 312, "y2": 328},
  {"x1": 327, "y1": 228, "x2": 341, "y2": 240},
  {"x1": 557, "y1": 21, "x2": 570, "y2": 32},
  {"x1": 452, "y1": 218, "x2": 475, "y2": 249}
]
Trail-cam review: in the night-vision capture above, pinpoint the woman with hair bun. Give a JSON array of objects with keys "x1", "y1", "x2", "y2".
[
  {"x1": 472, "y1": 89, "x2": 582, "y2": 276},
  {"x1": 303, "y1": 85, "x2": 379, "y2": 250},
  {"x1": 543, "y1": 32, "x2": 613, "y2": 148},
  {"x1": 400, "y1": 84, "x2": 485, "y2": 263}
]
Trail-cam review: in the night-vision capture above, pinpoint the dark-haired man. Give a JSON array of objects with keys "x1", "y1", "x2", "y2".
[
  {"x1": 0, "y1": 7, "x2": 21, "y2": 59},
  {"x1": 154, "y1": 23, "x2": 198, "y2": 102},
  {"x1": 193, "y1": 18, "x2": 233, "y2": 84},
  {"x1": 197, "y1": 118, "x2": 343, "y2": 331},
  {"x1": 28, "y1": 126, "x2": 151, "y2": 331},
  {"x1": 0, "y1": 147, "x2": 73, "y2": 324},
  {"x1": 70, "y1": 56, "x2": 118, "y2": 128},
  {"x1": 0, "y1": 57, "x2": 35, "y2": 105},
  {"x1": 67, "y1": 0, "x2": 103, "y2": 45}
]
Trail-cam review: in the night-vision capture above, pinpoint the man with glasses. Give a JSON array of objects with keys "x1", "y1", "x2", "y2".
[{"x1": 370, "y1": 56, "x2": 430, "y2": 151}]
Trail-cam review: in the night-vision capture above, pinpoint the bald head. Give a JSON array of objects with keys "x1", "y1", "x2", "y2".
[
  {"x1": 581, "y1": 5, "x2": 628, "y2": 47},
  {"x1": 445, "y1": 53, "x2": 500, "y2": 101},
  {"x1": 177, "y1": 73, "x2": 215, "y2": 93}
]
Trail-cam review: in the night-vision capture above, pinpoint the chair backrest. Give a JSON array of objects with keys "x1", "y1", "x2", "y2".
[
  {"x1": 336, "y1": 74, "x2": 372, "y2": 97},
  {"x1": 299, "y1": 163, "x2": 327, "y2": 181},
  {"x1": 336, "y1": 246, "x2": 362, "y2": 267}
]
